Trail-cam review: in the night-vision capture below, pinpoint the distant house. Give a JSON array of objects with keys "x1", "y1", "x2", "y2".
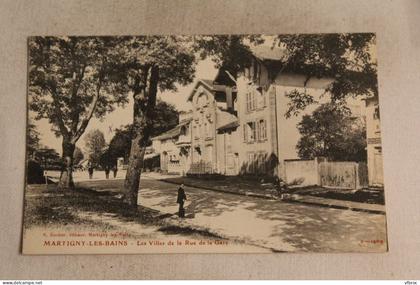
[
  {"x1": 151, "y1": 45, "x2": 367, "y2": 183},
  {"x1": 364, "y1": 95, "x2": 383, "y2": 186},
  {"x1": 235, "y1": 46, "x2": 364, "y2": 180},
  {"x1": 151, "y1": 113, "x2": 192, "y2": 175},
  {"x1": 188, "y1": 78, "x2": 239, "y2": 175}
]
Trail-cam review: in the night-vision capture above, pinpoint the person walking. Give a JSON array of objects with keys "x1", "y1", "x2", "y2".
[
  {"x1": 104, "y1": 165, "x2": 110, "y2": 179},
  {"x1": 87, "y1": 162, "x2": 94, "y2": 179},
  {"x1": 176, "y1": 184, "x2": 187, "y2": 218},
  {"x1": 112, "y1": 165, "x2": 118, "y2": 178}
]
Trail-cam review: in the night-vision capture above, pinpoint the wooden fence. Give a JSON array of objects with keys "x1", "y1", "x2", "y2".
[{"x1": 282, "y1": 159, "x2": 368, "y2": 190}]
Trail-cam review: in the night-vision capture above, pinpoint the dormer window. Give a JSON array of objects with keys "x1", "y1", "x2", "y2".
[
  {"x1": 373, "y1": 105, "x2": 380, "y2": 120},
  {"x1": 180, "y1": 125, "x2": 187, "y2": 136}
]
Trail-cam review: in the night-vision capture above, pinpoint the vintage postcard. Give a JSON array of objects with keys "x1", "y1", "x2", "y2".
[{"x1": 22, "y1": 34, "x2": 387, "y2": 254}]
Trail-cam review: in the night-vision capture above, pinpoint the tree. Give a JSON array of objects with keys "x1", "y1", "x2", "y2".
[
  {"x1": 27, "y1": 121, "x2": 40, "y2": 159},
  {"x1": 73, "y1": 146, "x2": 84, "y2": 166},
  {"x1": 115, "y1": 36, "x2": 196, "y2": 206},
  {"x1": 274, "y1": 33, "x2": 377, "y2": 117},
  {"x1": 296, "y1": 103, "x2": 367, "y2": 162},
  {"x1": 28, "y1": 36, "x2": 129, "y2": 189},
  {"x1": 194, "y1": 35, "x2": 263, "y2": 78},
  {"x1": 108, "y1": 125, "x2": 133, "y2": 163},
  {"x1": 108, "y1": 100, "x2": 179, "y2": 163},
  {"x1": 34, "y1": 147, "x2": 62, "y2": 170},
  {"x1": 197, "y1": 34, "x2": 377, "y2": 117},
  {"x1": 150, "y1": 100, "x2": 179, "y2": 137},
  {"x1": 84, "y1": 129, "x2": 106, "y2": 167},
  {"x1": 99, "y1": 148, "x2": 113, "y2": 169}
]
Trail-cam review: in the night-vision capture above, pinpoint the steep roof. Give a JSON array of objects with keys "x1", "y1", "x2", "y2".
[
  {"x1": 187, "y1": 79, "x2": 235, "y2": 102},
  {"x1": 217, "y1": 120, "x2": 240, "y2": 131},
  {"x1": 251, "y1": 45, "x2": 289, "y2": 62},
  {"x1": 151, "y1": 119, "x2": 191, "y2": 141}
]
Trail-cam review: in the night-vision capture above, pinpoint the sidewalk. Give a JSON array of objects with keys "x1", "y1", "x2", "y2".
[
  {"x1": 142, "y1": 172, "x2": 386, "y2": 214},
  {"x1": 45, "y1": 169, "x2": 127, "y2": 183}
]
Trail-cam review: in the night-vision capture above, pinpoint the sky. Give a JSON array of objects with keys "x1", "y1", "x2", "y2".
[
  {"x1": 32, "y1": 58, "x2": 218, "y2": 155},
  {"x1": 31, "y1": 35, "x2": 375, "y2": 155}
]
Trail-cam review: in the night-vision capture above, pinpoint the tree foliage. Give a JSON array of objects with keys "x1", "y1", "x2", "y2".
[
  {"x1": 27, "y1": 121, "x2": 41, "y2": 159},
  {"x1": 34, "y1": 148, "x2": 62, "y2": 170},
  {"x1": 275, "y1": 33, "x2": 377, "y2": 117},
  {"x1": 296, "y1": 103, "x2": 367, "y2": 162},
  {"x1": 150, "y1": 100, "x2": 179, "y2": 138},
  {"x1": 194, "y1": 35, "x2": 263, "y2": 78},
  {"x1": 73, "y1": 146, "x2": 84, "y2": 165},
  {"x1": 108, "y1": 100, "x2": 179, "y2": 163},
  {"x1": 28, "y1": 36, "x2": 129, "y2": 188},
  {"x1": 109, "y1": 125, "x2": 133, "y2": 163},
  {"x1": 114, "y1": 36, "x2": 197, "y2": 206},
  {"x1": 196, "y1": 34, "x2": 377, "y2": 118},
  {"x1": 29, "y1": 37, "x2": 129, "y2": 140},
  {"x1": 84, "y1": 129, "x2": 106, "y2": 166}
]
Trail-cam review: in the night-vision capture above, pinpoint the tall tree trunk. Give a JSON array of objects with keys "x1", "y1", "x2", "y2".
[
  {"x1": 58, "y1": 139, "x2": 75, "y2": 189},
  {"x1": 123, "y1": 66, "x2": 159, "y2": 207},
  {"x1": 123, "y1": 133, "x2": 146, "y2": 206}
]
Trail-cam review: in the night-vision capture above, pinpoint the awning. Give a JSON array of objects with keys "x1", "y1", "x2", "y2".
[
  {"x1": 143, "y1": 153, "x2": 160, "y2": 160},
  {"x1": 217, "y1": 120, "x2": 240, "y2": 131},
  {"x1": 216, "y1": 109, "x2": 239, "y2": 131},
  {"x1": 151, "y1": 119, "x2": 192, "y2": 141}
]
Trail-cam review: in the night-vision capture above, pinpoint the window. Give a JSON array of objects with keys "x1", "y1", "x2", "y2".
[
  {"x1": 205, "y1": 122, "x2": 212, "y2": 138},
  {"x1": 246, "y1": 90, "x2": 257, "y2": 112},
  {"x1": 256, "y1": 88, "x2": 266, "y2": 109},
  {"x1": 373, "y1": 105, "x2": 380, "y2": 120},
  {"x1": 197, "y1": 93, "x2": 208, "y2": 108},
  {"x1": 199, "y1": 124, "x2": 204, "y2": 138},
  {"x1": 257, "y1": 119, "x2": 267, "y2": 141},
  {"x1": 244, "y1": 121, "x2": 266, "y2": 143},
  {"x1": 193, "y1": 125, "x2": 199, "y2": 139},
  {"x1": 170, "y1": 154, "x2": 179, "y2": 162},
  {"x1": 180, "y1": 125, "x2": 187, "y2": 136},
  {"x1": 244, "y1": 122, "x2": 256, "y2": 143}
]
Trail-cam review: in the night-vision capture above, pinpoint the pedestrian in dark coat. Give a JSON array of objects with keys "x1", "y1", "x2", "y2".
[
  {"x1": 112, "y1": 165, "x2": 118, "y2": 178},
  {"x1": 177, "y1": 184, "x2": 187, "y2": 218},
  {"x1": 104, "y1": 165, "x2": 110, "y2": 179},
  {"x1": 87, "y1": 162, "x2": 94, "y2": 179}
]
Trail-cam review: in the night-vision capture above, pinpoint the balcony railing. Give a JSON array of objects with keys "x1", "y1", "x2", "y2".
[{"x1": 187, "y1": 161, "x2": 213, "y2": 175}]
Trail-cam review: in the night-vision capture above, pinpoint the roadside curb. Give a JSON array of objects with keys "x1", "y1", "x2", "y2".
[{"x1": 155, "y1": 177, "x2": 386, "y2": 215}]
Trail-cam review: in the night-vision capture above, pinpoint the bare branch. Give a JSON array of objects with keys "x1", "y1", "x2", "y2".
[
  {"x1": 46, "y1": 85, "x2": 69, "y2": 138},
  {"x1": 71, "y1": 74, "x2": 102, "y2": 144},
  {"x1": 70, "y1": 63, "x2": 87, "y2": 133}
]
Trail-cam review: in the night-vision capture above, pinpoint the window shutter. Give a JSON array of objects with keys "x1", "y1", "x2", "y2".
[
  {"x1": 251, "y1": 122, "x2": 256, "y2": 142},
  {"x1": 256, "y1": 120, "x2": 260, "y2": 141},
  {"x1": 262, "y1": 120, "x2": 267, "y2": 140}
]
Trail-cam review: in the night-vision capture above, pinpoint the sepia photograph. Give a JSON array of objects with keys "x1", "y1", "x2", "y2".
[{"x1": 22, "y1": 34, "x2": 387, "y2": 254}]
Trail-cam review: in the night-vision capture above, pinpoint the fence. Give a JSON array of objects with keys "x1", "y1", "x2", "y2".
[
  {"x1": 283, "y1": 159, "x2": 318, "y2": 186},
  {"x1": 282, "y1": 158, "x2": 368, "y2": 190},
  {"x1": 187, "y1": 161, "x2": 214, "y2": 175},
  {"x1": 167, "y1": 161, "x2": 184, "y2": 175}
]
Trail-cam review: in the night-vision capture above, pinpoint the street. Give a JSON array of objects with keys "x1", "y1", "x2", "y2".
[
  {"x1": 138, "y1": 175, "x2": 387, "y2": 252},
  {"x1": 77, "y1": 174, "x2": 387, "y2": 252}
]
